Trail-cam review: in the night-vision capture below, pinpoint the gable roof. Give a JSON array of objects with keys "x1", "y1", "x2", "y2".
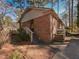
[{"x1": 21, "y1": 7, "x2": 64, "y2": 25}]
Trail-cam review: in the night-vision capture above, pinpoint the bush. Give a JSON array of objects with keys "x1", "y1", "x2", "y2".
[
  {"x1": 10, "y1": 28, "x2": 30, "y2": 44},
  {"x1": 17, "y1": 28, "x2": 30, "y2": 41}
]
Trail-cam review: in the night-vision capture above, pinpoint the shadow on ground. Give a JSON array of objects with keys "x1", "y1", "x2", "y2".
[
  {"x1": 63, "y1": 39, "x2": 79, "y2": 59},
  {"x1": 52, "y1": 39, "x2": 79, "y2": 59},
  {"x1": 38, "y1": 45, "x2": 61, "y2": 53}
]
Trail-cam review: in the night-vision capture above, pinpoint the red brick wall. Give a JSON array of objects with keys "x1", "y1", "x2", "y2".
[
  {"x1": 34, "y1": 14, "x2": 50, "y2": 42},
  {"x1": 22, "y1": 14, "x2": 50, "y2": 42},
  {"x1": 22, "y1": 14, "x2": 64, "y2": 42}
]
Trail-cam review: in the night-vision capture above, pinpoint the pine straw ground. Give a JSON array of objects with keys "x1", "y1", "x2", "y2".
[{"x1": 0, "y1": 43, "x2": 57, "y2": 59}]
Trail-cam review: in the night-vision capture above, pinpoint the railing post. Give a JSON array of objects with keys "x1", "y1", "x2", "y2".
[{"x1": 30, "y1": 32, "x2": 33, "y2": 43}]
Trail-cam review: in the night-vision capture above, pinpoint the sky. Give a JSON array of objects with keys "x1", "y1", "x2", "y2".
[
  {"x1": 44, "y1": 0, "x2": 66, "y2": 14},
  {"x1": 0, "y1": 0, "x2": 30, "y2": 22},
  {"x1": 0, "y1": 0, "x2": 17, "y2": 21},
  {"x1": 0, "y1": 0, "x2": 77, "y2": 22}
]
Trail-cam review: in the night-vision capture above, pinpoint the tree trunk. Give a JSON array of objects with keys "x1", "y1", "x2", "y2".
[
  {"x1": 69, "y1": 0, "x2": 71, "y2": 27},
  {"x1": 77, "y1": 0, "x2": 79, "y2": 27},
  {"x1": 71, "y1": 0, "x2": 73, "y2": 31}
]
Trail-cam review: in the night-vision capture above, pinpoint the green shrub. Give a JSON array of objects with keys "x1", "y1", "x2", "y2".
[
  {"x1": 10, "y1": 28, "x2": 30, "y2": 44},
  {"x1": 17, "y1": 28, "x2": 30, "y2": 41}
]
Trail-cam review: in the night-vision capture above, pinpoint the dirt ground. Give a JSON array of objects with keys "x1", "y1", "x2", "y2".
[
  {"x1": 0, "y1": 39, "x2": 79, "y2": 59},
  {"x1": 0, "y1": 43, "x2": 66, "y2": 59}
]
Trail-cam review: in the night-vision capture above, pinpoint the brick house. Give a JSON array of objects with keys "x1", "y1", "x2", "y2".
[{"x1": 21, "y1": 7, "x2": 65, "y2": 42}]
